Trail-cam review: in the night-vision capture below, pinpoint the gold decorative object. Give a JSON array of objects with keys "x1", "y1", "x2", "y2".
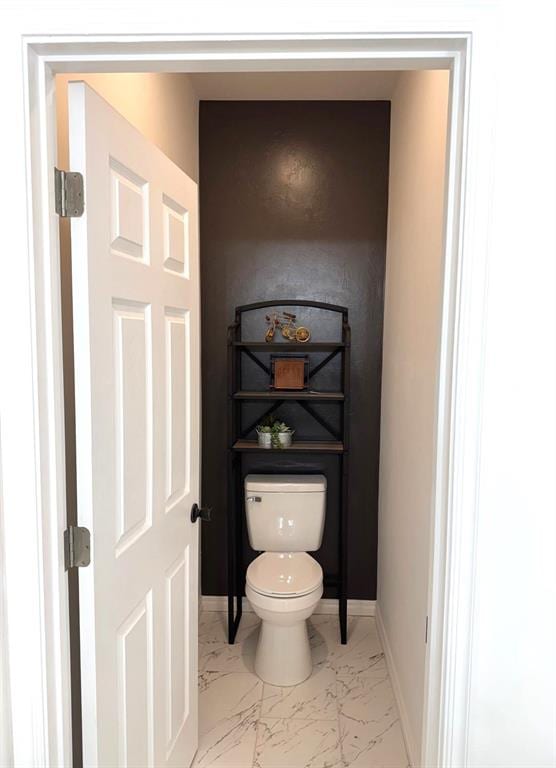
[{"x1": 264, "y1": 311, "x2": 312, "y2": 343}]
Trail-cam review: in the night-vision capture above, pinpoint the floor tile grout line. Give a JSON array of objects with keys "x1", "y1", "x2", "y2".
[
  {"x1": 255, "y1": 715, "x2": 344, "y2": 724},
  {"x1": 250, "y1": 699, "x2": 263, "y2": 768},
  {"x1": 335, "y1": 668, "x2": 346, "y2": 768},
  {"x1": 255, "y1": 671, "x2": 264, "y2": 768}
]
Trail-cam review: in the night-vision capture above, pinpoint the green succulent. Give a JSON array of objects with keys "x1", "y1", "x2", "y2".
[{"x1": 256, "y1": 416, "x2": 293, "y2": 447}]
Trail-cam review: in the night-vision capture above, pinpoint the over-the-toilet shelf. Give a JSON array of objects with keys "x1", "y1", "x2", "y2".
[{"x1": 227, "y1": 299, "x2": 351, "y2": 645}]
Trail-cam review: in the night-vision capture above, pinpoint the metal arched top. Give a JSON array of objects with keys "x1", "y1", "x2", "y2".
[{"x1": 235, "y1": 299, "x2": 348, "y2": 318}]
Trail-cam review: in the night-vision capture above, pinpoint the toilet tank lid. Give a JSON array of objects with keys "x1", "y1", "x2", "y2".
[{"x1": 245, "y1": 474, "x2": 326, "y2": 493}]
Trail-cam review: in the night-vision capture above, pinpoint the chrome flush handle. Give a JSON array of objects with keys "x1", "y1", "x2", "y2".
[{"x1": 246, "y1": 496, "x2": 262, "y2": 502}]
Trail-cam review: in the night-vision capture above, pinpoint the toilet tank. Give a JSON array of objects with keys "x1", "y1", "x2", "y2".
[{"x1": 245, "y1": 474, "x2": 326, "y2": 552}]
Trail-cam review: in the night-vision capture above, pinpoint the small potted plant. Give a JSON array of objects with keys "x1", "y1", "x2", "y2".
[{"x1": 256, "y1": 415, "x2": 295, "y2": 449}]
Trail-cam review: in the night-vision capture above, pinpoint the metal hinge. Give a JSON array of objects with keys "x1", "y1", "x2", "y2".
[
  {"x1": 64, "y1": 526, "x2": 91, "y2": 570},
  {"x1": 55, "y1": 168, "x2": 84, "y2": 217},
  {"x1": 425, "y1": 615, "x2": 429, "y2": 644}
]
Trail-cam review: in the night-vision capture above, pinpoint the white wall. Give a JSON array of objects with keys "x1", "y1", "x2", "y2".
[
  {"x1": 56, "y1": 73, "x2": 199, "y2": 181},
  {"x1": 467, "y1": 14, "x2": 556, "y2": 766},
  {"x1": 189, "y1": 70, "x2": 399, "y2": 99},
  {"x1": 377, "y1": 69, "x2": 449, "y2": 764},
  {"x1": 0, "y1": 435, "x2": 13, "y2": 768}
]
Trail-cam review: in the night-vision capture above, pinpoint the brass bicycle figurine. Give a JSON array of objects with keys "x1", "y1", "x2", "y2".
[{"x1": 264, "y1": 311, "x2": 311, "y2": 343}]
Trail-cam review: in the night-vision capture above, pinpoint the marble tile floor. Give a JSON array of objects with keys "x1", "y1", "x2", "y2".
[{"x1": 194, "y1": 612, "x2": 410, "y2": 768}]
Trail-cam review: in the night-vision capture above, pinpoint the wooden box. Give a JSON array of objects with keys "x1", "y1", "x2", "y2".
[{"x1": 270, "y1": 355, "x2": 308, "y2": 390}]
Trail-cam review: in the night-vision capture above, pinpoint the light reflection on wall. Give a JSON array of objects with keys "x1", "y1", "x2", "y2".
[
  {"x1": 267, "y1": 145, "x2": 324, "y2": 221},
  {"x1": 276, "y1": 148, "x2": 316, "y2": 193}
]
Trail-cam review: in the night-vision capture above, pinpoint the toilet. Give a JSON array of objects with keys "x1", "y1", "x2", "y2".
[{"x1": 244, "y1": 473, "x2": 326, "y2": 686}]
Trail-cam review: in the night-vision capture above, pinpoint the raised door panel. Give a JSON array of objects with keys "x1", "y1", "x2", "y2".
[
  {"x1": 110, "y1": 159, "x2": 149, "y2": 263},
  {"x1": 163, "y1": 194, "x2": 189, "y2": 277},
  {"x1": 165, "y1": 309, "x2": 189, "y2": 512},
  {"x1": 117, "y1": 593, "x2": 154, "y2": 768},
  {"x1": 113, "y1": 301, "x2": 153, "y2": 556},
  {"x1": 165, "y1": 549, "x2": 190, "y2": 758}
]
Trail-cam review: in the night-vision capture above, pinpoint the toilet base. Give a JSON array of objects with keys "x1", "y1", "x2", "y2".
[
  {"x1": 255, "y1": 619, "x2": 312, "y2": 686},
  {"x1": 245, "y1": 582, "x2": 323, "y2": 686}
]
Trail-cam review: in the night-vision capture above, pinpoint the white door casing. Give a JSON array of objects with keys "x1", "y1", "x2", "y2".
[{"x1": 69, "y1": 81, "x2": 199, "y2": 768}]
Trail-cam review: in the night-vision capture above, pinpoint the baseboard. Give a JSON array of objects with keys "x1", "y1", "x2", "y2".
[
  {"x1": 375, "y1": 604, "x2": 418, "y2": 767},
  {"x1": 201, "y1": 595, "x2": 376, "y2": 616}
]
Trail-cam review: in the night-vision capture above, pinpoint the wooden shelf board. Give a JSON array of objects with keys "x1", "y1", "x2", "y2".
[
  {"x1": 232, "y1": 439, "x2": 345, "y2": 453},
  {"x1": 233, "y1": 390, "x2": 344, "y2": 401},
  {"x1": 233, "y1": 341, "x2": 344, "y2": 351}
]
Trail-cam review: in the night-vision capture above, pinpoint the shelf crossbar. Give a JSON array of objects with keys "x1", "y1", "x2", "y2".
[
  {"x1": 308, "y1": 346, "x2": 342, "y2": 378},
  {"x1": 297, "y1": 400, "x2": 342, "y2": 442},
  {"x1": 241, "y1": 346, "x2": 271, "y2": 376},
  {"x1": 240, "y1": 400, "x2": 284, "y2": 439}
]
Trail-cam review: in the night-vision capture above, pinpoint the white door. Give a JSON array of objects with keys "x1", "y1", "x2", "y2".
[{"x1": 69, "y1": 81, "x2": 200, "y2": 768}]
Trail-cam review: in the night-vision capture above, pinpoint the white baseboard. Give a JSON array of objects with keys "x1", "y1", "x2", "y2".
[
  {"x1": 201, "y1": 595, "x2": 375, "y2": 616},
  {"x1": 375, "y1": 604, "x2": 417, "y2": 768}
]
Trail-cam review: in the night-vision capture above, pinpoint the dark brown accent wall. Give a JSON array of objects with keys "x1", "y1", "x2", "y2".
[{"x1": 200, "y1": 101, "x2": 390, "y2": 600}]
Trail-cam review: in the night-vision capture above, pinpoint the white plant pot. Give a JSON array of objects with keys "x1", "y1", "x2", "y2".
[
  {"x1": 256, "y1": 430, "x2": 294, "y2": 449},
  {"x1": 277, "y1": 431, "x2": 294, "y2": 448},
  {"x1": 256, "y1": 431, "x2": 272, "y2": 449}
]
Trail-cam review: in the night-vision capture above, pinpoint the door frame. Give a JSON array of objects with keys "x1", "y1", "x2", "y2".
[{"x1": 16, "y1": 28, "x2": 495, "y2": 768}]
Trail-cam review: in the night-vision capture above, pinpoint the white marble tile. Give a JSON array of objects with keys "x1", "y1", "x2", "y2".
[
  {"x1": 337, "y1": 673, "x2": 409, "y2": 767},
  {"x1": 339, "y1": 716, "x2": 409, "y2": 768},
  {"x1": 309, "y1": 616, "x2": 385, "y2": 677},
  {"x1": 307, "y1": 615, "x2": 341, "y2": 667},
  {"x1": 198, "y1": 611, "x2": 228, "y2": 642},
  {"x1": 254, "y1": 718, "x2": 342, "y2": 768},
  {"x1": 199, "y1": 612, "x2": 260, "y2": 673},
  {"x1": 195, "y1": 613, "x2": 408, "y2": 768},
  {"x1": 192, "y1": 670, "x2": 263, "y2": 767},
  {"x1": 192, "y1": 706, "x2": 259, "y2": 767},
  {"x1": 198, "y1": 670, "x2": 263, "y2": 734},
  {"x1": 261, "y1": 664, "x2": 337, "y2": 721},
  {"x1": 199, "y1": 610, "x2": 260, "y2": 646},
  {"x1": 336, "y1": 674, "x2": 395, "y2": 723}
]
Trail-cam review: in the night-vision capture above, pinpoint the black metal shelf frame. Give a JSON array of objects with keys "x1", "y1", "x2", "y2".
[{"x1": 227, "y1": 300, "x2": 351, "y2": 645}]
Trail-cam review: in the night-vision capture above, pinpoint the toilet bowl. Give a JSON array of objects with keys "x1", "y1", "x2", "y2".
[
  {"x1": 244, "y1": 473, "x2": 327, "y2": 686},
  {"x1": 246, "y1": 552, "x2": 323, "y2": 686}
]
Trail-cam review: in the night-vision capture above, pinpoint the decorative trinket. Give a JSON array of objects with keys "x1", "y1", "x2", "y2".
[
  {"x1": 270, "y1": 355, "x2": 309, "y2": 390},
  {"x1": 264, "y1": 311, "x2": 311, "y2": 343}
]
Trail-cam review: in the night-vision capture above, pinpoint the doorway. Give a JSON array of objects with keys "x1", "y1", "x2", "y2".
[
  {"x1": 22, "y1": 34, "x2": 474, "y2": 768},
  {"x1": 56, "y1": 67, "x2": 451, "y2": 768}
]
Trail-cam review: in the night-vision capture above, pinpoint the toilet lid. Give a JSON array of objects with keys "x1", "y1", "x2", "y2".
[{"x1": 246, "y1": 552, "x2": 323, "y2": 597}]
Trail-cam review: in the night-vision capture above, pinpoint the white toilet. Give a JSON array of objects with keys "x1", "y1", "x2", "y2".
[{"x1": 244, "y1": 473, "x2": 326, "y2": 686}]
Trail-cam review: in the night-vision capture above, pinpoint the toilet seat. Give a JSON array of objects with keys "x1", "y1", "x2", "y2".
[{"x1": 246, "y1": 552, "x2": 323, "y2": 598}]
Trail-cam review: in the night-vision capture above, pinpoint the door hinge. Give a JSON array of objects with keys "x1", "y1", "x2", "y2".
[
  {"x1": 55, "y1": 168, "x2": 84, "y2": 218},
  {"x1": 425, "y1": 615, "x2": 429, "y2": 644},
  {"x1": 64, "y1": 526, "x2": 91, "y2": 570}
]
